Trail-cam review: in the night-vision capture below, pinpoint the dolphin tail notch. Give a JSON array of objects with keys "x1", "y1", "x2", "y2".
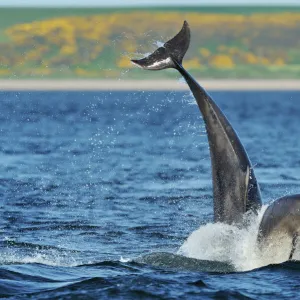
[{"x1": 131, "y1": 21, "x2": 190, "y2": 70}]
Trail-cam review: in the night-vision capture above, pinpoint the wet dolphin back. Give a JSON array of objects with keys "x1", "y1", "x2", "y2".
[
  {"x1": 258, "y1": 195, "x2": 300, "y2": 259},
  {"x1": 131, "y1": 21, "x2": 262, "y2": 224}
]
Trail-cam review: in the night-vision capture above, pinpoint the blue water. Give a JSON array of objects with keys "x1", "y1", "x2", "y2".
[{"x1": 1, "y1": 90, "x2": 300, "y2": 299}]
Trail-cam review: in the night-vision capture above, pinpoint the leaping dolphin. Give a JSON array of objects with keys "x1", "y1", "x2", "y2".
[
  {"x1": 131, "y1": 21, "x2": 262, "y2": 225},
  {"x1": 131, "y1": 21, "x2": 300, "y2": 260}
]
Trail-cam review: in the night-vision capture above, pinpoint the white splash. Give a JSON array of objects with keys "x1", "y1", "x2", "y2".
[
  {"x1": 155, "y1": 41, "x2": 164, "y2": 47},
  {"x1": 177, "y1": 205, "x2": 295, "y2": 271},
  {"x1": 120, "y1": 256, "x2": 132, "y2": 263},
  {"x1": 0, "y1": 245, "x2": 79, "y2": 267}
]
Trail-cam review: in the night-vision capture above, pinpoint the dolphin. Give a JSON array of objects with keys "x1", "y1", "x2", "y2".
[
  {"x1": 131, "y1": 21, "x2": 300, "y2": 260},
  {"x1": 131, "y1": 21, "x2": 262, "y2": 224},
  {"x1": 257, "y1": 195, "x2": 300, "y2": 260}
]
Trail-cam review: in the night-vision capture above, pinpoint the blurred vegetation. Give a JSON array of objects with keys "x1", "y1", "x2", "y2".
[{"x1": 1, "y1": 7, "x2": 300, "y2": 79}]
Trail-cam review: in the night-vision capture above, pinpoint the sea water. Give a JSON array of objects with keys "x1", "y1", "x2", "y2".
[{"x1": 1, "y1": 91, "x2": 300, "y2": 298}]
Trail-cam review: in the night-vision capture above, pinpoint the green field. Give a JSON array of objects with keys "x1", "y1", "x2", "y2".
[{"x1": 1, "y1": 7, "x2": 300, "y2": 79}]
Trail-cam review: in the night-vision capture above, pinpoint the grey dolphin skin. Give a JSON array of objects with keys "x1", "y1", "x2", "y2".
[
  {"x1": 131, "y1": 21, "x2": 262, "y2": 225},
  {"x1": 257, "y1": 195, "x2": 300, "y2": 260},
  {"x1": 132, "y1": 21, "x2": 300, "y2": 260}
]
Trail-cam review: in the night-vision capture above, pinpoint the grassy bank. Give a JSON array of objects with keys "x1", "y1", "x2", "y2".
[{"x1": 1, "y1": 7, "x2": 300, "y2": 79}]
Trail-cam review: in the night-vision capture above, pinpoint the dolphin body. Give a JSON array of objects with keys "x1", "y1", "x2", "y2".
[
  {"x1": 257, "y1": 195, "x2": 300, "y2": 260},
  {"x1": 131, "y1": 21, "x2": 300, "y2": 260},
  {"x1": 132, "y1": 21, "x2": 262, "y2": 225}
]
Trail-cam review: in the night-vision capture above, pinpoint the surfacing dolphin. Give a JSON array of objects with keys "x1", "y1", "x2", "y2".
[
  {"x1": 132, "y1": 21, "x2": 262, "y2": 225},
  {"x1": 131, "y1": 21, "x2": 300, "y2": 260},
  {"x1": 258, "y1": 195, "x2": 300, "y2": 260}
]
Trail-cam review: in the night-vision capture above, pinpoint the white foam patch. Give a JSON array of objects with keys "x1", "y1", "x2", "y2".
[
  {"x1": 120, "y1": 256, "x2": 132, "y2": 263},
  {"x1": 183, "y1": 91, "x2": 197, "y2": 106},
  {"x1": 177, "y1": 205, "x2": 296, "y2": 271},
  {"x1": 155, "y1": 41, "x2": 164, "y2": 47},
  {"x1": 0, "y1": 247, "x2": 79, "y2": 267}
]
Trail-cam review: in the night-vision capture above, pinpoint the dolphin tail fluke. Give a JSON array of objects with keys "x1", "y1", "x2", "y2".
[{"x1": 131, "y1": 21, "x2": 190, "y2": 70}]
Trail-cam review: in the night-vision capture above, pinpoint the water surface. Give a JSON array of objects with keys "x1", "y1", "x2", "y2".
[{"x1": 1, "y1": 91, "x2": 300, "y2": 299}]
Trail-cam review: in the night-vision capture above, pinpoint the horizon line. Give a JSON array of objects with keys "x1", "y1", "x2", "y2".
[{"x1": 1, "y1": 4, "x2": 300, "y2": 8}]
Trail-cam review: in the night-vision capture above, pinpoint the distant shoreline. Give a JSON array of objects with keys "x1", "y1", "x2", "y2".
[{"x1": 0, "y1": 79, "x2": 300, "y2": 91}]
